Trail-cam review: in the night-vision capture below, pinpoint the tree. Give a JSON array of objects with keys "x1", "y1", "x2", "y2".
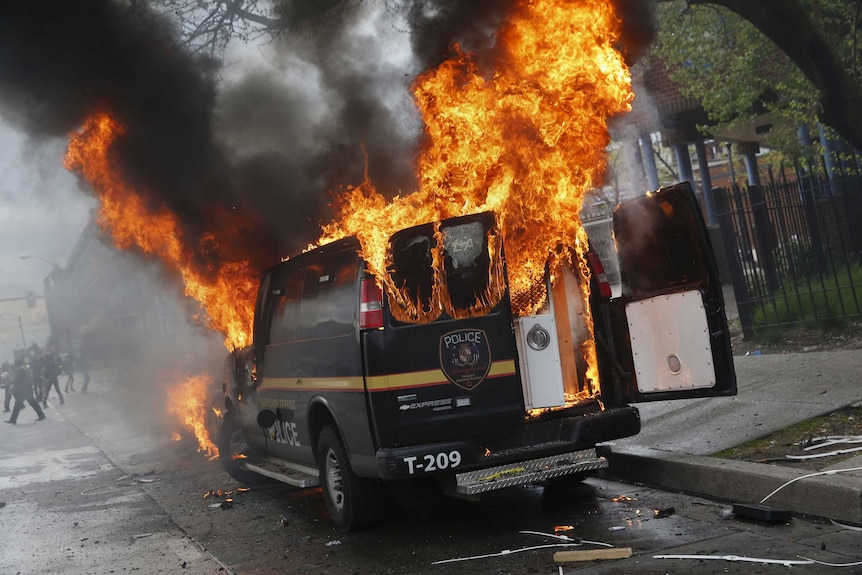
[
  {"x1": 655, "y1": 0, "x2": 862, "y2": 152},
  {"x1": 145, "y1": 0, "x2": 342, "y2": 57},
  {"x1": 152, "y1": 0, "x2": 862, "y2": 151}
]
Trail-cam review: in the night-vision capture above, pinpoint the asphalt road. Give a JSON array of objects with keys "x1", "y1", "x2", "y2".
[{"x1": 1, "y1": 373, "x2": 859, "y2": 574}]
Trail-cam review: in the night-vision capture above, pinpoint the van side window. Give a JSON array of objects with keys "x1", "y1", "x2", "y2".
[
  {"x1": 269, "y1": 266, "x2": 303, "y2": 343},
  {"x1": 253, "y1": 271, "x2": 273, "y2": 354},
  {"x1": 298, "y1": 251, "x2": 358, "y2": 339}
]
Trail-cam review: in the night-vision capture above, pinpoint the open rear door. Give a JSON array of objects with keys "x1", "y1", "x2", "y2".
[{"x1": 611, "y1": 182, "x2": 736, "y2": 403}]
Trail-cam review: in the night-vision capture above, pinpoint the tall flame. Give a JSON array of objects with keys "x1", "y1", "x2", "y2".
[
  {"x1": 322, "y1": 0, "x2": 632, "y2": 315},
  {"x1": 61, "y1": 0, "x2": 631, "y2": 441},
  {"x1": 63, "y1": 113, "x2": 257, "y2": 351},
  {"x1": 167, "y1": 373, "x2": 218, "y2": 457}
]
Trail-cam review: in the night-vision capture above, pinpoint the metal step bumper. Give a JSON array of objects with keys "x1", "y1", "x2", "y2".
[
  {"x1": 454, "y1": 448, "x2": 607, "y2": 495},
  {"x1": 241, "y1": 456, "x2": 319, "y2": 488}
]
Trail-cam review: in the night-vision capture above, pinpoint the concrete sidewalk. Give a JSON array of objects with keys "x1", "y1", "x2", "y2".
[{"x1": 600, "y1": 350, "x2": 862, "y2": 524}]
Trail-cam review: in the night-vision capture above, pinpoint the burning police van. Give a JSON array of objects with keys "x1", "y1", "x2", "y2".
[{"x1": 217, "y1": 182, "x2": 736, "y2": 531}]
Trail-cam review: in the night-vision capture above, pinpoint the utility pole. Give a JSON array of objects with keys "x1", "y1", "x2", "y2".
[{"x1": 0, "y1": 314, "x2": 26, "y2": 348}]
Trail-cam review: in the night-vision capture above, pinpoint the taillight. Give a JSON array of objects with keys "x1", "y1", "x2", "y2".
[
  {"x1": 585, "y1": 252, "x2": 612, "y2": 299},
  {"x1": 360, "y1": 277, "x2": 383, "y2": 329}
]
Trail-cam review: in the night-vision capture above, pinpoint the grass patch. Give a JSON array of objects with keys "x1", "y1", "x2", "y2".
[
  {"x1": 716, "y1": 406, "x2": 862, "y2": 470},
  {"x1": 751, "y1": 262, "x2": 862, "y2": 330}
]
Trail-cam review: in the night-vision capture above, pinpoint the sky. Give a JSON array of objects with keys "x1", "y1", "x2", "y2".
[
  {"x1": 0, "y1": 0, "x2": 433, "y2": 304},
  {"x1": 0, "y1": 1, "x2": 419, "y2": 355},
  {"x1": 0, "y1": 0, "x2": 653, "y2": 358},
  {"x1": 0, "y1": 121, "x2": 95, "y2": 301}
]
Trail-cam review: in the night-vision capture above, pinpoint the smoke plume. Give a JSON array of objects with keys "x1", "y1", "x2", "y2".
[{"x1": 0, "y1": 0, "x2": 655, "y2": 271}]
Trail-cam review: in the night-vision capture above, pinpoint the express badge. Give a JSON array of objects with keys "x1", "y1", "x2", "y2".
[{"x1": 440, "y1": 329, "x2": 491, "y2": 390}]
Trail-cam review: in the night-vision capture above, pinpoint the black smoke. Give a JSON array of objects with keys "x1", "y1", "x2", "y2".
[
  {"x1": 0, "y1": 0, "x2": 279, "y2": 276},
  {"x1": 0, "y1": 0, "x2": 656, "y2": 272}
]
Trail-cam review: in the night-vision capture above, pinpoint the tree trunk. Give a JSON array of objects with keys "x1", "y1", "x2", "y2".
[{"x1": 689, "y1": 0, "x2": 862, "y2": 150}]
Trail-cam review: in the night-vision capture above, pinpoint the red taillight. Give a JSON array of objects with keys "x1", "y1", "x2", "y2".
[
  {"x1": 585, "y1": 252, "x2": 612, "y2": 299},
  {"x1": 360, "y1": 277, "x2": 383, "y2": 329}
]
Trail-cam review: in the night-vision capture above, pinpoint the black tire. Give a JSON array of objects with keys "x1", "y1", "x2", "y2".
[
  {"x1": 317, "y1": 425, "x2": 383, "y2": 531},
  {"x1": 206, "y1": 392, "x2": 225, "y2": 441},
  {"x1": 217, "y1": 412, "x2": 268, "y2": 486}
]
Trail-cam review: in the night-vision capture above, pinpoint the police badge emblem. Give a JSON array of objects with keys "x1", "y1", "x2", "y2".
[{"x1": 440, "y1": 329, "x2": 491, "y2": 390}]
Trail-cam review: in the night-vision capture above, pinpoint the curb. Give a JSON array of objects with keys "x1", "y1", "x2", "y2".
[{"x1": 599, "y1": 446, "x2": 862, "y2": 525}]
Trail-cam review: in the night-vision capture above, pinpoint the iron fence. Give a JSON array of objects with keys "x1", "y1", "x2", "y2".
[{"x1": 713, "y1": 174, "x2": 862, "y2": 338}]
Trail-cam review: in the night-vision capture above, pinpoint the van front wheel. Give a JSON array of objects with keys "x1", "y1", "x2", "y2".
[
  {"x1": 317, "y1": 425, "x2": 383, "y2": 531},
  {"x1": 217, "y1": 412, "x2": 268, "y2": 486}
]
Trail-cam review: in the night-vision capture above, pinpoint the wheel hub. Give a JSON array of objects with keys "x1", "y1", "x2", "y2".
[{"x1": 325, "y1": 449, "x2": 345, "y2": 510}]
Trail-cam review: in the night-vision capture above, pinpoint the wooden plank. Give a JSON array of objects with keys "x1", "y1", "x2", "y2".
[
  {"x1": 553, "y1": 547, "x2": 633, "y2": 562},
  {"x1": 550, "y1": 264, "x2": 581, "y2": 397}
]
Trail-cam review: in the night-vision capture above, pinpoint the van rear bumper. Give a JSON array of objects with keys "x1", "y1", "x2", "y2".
[{"x1": 375, "y1": 405, "x2": 640, "y2": 480}]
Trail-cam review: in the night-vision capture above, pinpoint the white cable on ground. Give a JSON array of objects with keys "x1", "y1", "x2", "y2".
[
  {"x1": 431, "y1": 543, "x2": 582, "y2": 565},
  {"x1": 653, "y1": 554, "x2": 812, "y2": 566},
  {"x1": 787, "y1": 446, "x2": 862, "y2": 460},
  {"x1": 760, "y1": 466, "x2": 862, "y2": 503},
  {"x1": 802, "y1": 435, "x2": 862, "y2": 451},
  {"x1": 656, "y1": 555, "x2": 862, "y2": 567},
  {"x1": 799, "y1": 557, "x2": 862, "y2": 567},
  {"x1": 518, "y1": 530, "x2": 613, "y2": 547}
]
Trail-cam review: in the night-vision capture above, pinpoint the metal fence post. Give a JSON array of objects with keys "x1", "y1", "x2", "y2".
[
  {"x1": 713, "y1": 187, "x2": 755, "y2": 339},
  {"x1": 799, "y1": 178, "x2": 828, "y2": 275},
  {"x1": 747, "y1": 184, "x2": 780, "y2": 292}
]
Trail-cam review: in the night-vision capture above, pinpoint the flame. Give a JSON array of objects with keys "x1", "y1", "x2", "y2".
[
  {"x1": 166, "y1": 373, "x2": 218, "y2": 458},
  {"x1": 63, "y1": 113, "x2": 257, "y2": 351},
  {"x1": 321, "y1": 0, "x2": 630, "y2": 407},
  {"x1": 321, "y1": 0, "x2": 631, "y2": 318},
  {"x1": 61, "y1": 0, "x2": 630, "y2": 439}
]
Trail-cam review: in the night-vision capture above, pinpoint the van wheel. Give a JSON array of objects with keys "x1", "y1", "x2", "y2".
[
  {"x1": 317, "y1": 425, "x2": 383, "y2": 531},
  {"x1": 217, "y1": 412, "x2": 268, "y2": 486}
]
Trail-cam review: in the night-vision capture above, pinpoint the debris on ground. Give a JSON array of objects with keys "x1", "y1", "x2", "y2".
[
  {"x1": 832, "y1": 519, "x2": 862, "y2": 532},
  {"x1": 654, "y1": 554, "x2": 812, "y2": 566},
  {"x1": 731, "y1": 503, "x2": 791, "y2": 523},
  {"x1": 653, "y1": 506, "x2": 675, "y2": 518},
  {"x1": 718, "y1": 406, "x2": 862, "y2": 471},
  {"x1": 656, "y1": 554, "x2": 862, "y2": 567},
  {"x1": 787, "y1": 435, "x2": 862, "y2": 460},
  {"x1": 554, "y1": 547, "x2": 632, "y2": 562},
  {"x1": 115, "y1": 470, "x2": 157, "y2": 484},
  {"x1": 432, "y1": 530, "x2": 615, "y2": 565}
]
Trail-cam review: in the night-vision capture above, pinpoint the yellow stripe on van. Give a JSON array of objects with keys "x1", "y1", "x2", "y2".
[
  {"x1": 258, "y1": 359, "x2": 516, "y2": 393},
  {"x1": 259, "y1": 376, "x2": 365, "y2": 392},
  {"x1": 365, "y1": 359, "x2": 517, "y2": 391}
]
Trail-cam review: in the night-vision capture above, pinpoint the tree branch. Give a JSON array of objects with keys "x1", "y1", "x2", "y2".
[{"x1": 684, "y1": 0, "x2": 862, "y2": 150}]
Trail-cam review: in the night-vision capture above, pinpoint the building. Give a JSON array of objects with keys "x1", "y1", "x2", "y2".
[{"x1": 44, "y1": 211, "x2": 189, "y2": 362}]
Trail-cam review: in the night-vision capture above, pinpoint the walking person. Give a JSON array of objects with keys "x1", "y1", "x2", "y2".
[
  {"x1": 79, "y1": 349, "x2": 90, "y2": 394},
  {"x1": 41, "y1": 352, "x2": 64, "y2": 405},
  {"x1": 1, "y1": 361, "x2": 11, "y2": 413},
  {"x1": 4, "y1": 357, "x2": 46, "y2": 424},
  {"x1": 29, "y1": 350, "x2": 47, "y2": 408},
  {"x1": 63, "y1": 352, "x2": 75, "y2": 393}
]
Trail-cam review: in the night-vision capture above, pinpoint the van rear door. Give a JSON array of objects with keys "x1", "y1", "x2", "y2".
[
  {"x1": 362, "y1": 212, "x2": 525, "y2": 447},
  {"x1": 610, "y1": 182, "x2": 736, "y2": 403}
]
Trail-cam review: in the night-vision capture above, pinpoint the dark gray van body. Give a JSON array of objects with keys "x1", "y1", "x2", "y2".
[{"x1": 217, "y1": 182, "x2": 736, "y2": 530}]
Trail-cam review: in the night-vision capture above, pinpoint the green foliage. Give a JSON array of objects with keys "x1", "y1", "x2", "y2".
[{"x1": 650, "y1": 1, "x2": 861, "y2": 155}]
